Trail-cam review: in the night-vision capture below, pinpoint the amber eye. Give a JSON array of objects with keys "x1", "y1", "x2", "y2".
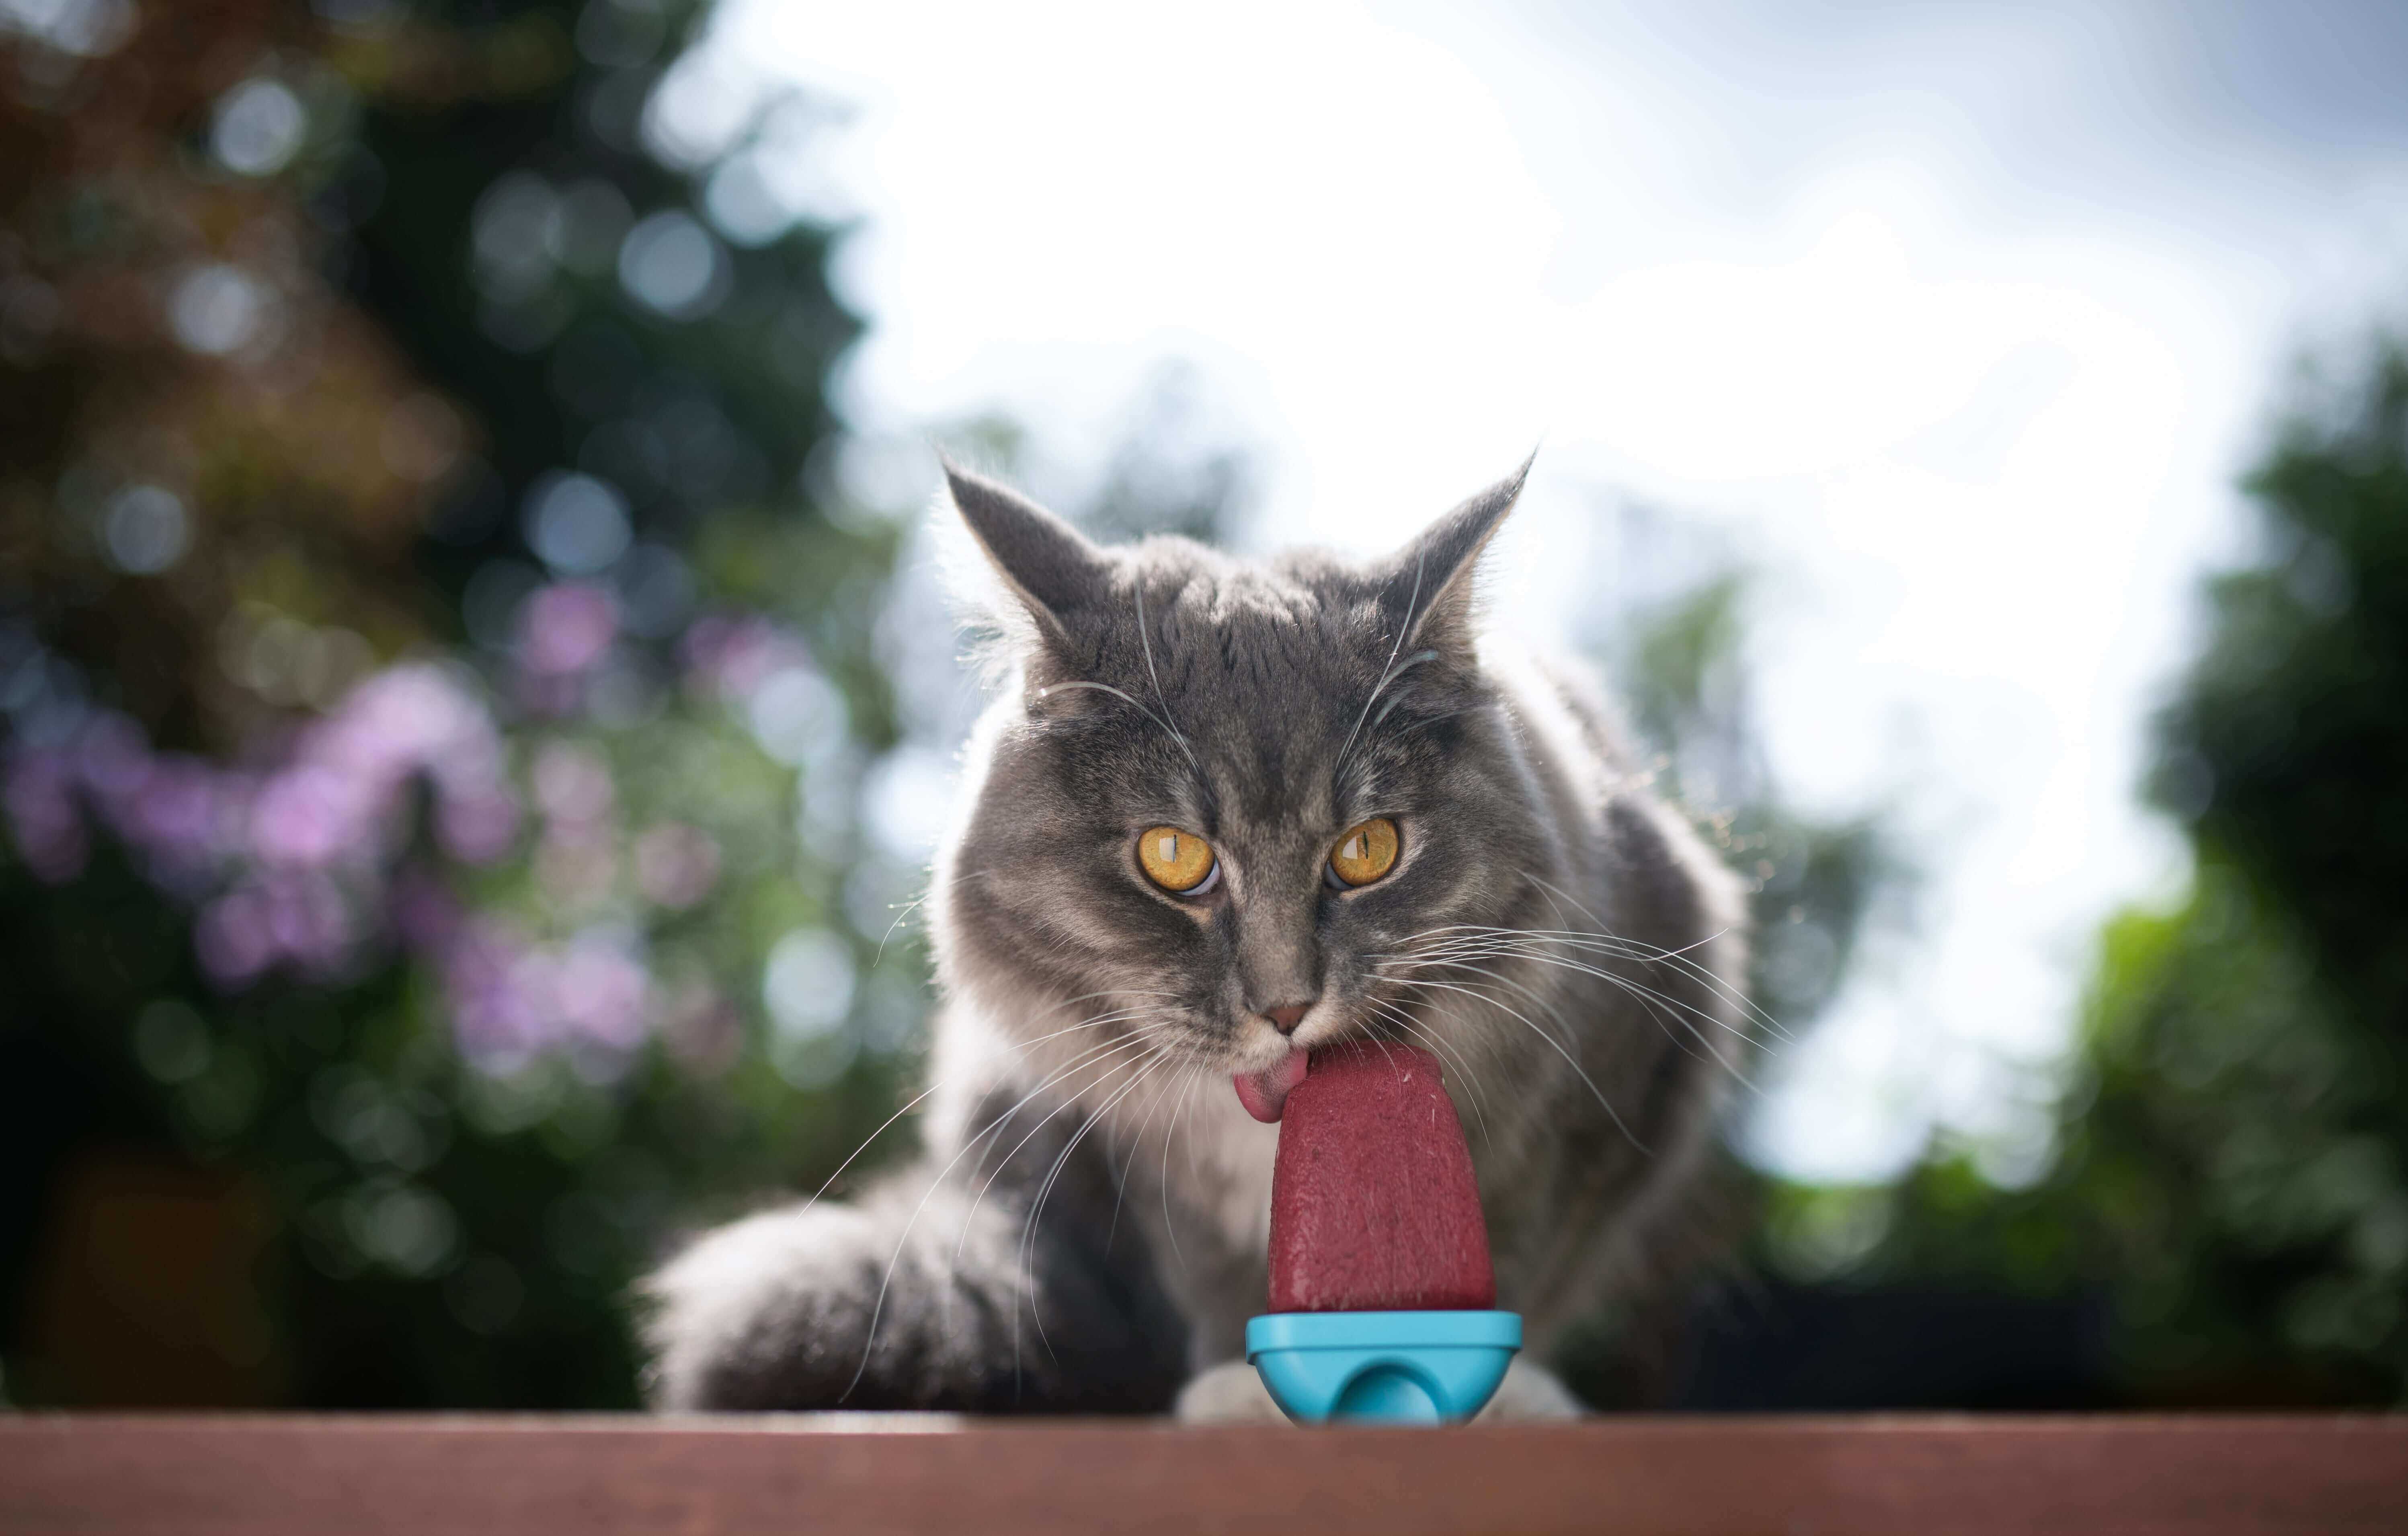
[
  {"x1": 1327, "y1": 817, "x2": 1401, "y2": 888},
  {"x1": 1137, "y1": 826, "x2": 1218, "y2": 894}
]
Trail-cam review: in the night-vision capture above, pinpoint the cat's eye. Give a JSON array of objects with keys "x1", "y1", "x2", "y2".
[
  {"x1": 1137, "y1": 826, "x2": 1219, "y2": 894},
  {"x1": 1327, "y1": 817, "x2": 1401, "y2": 888}
]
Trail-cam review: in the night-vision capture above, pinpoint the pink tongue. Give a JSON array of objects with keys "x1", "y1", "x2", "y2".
[{"x1": 1234, "y1": 1047, "x2": 1310, "y2": 1123}]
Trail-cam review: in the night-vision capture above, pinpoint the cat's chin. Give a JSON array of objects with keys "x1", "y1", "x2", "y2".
[{"x1": 1233, "y1": 1046, "x2": 1309, "y2": 1123}]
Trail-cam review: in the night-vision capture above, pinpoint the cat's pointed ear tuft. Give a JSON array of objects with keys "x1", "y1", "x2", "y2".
[
  {"x1": 1380, "y1": 452, "x2": 1534, "y2": 653},
  {"x1": 942, "y1": 461, "x2": 1110, "y2": 643}
]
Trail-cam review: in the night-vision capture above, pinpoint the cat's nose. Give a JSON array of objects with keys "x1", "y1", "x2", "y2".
[{"x1": 1261, "y1": 1001, "x2": 1315, "y2": 1037}]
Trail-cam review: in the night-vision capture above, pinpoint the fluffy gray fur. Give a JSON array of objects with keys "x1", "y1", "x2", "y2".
[{"x1": 641, "y1": 459, "x2": 1750, "y2": 1417}]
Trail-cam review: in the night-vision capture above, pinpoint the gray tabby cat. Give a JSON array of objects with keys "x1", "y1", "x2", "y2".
[{"x1": 642, "y1": 459, "x2": 1750, "y2": 1419}]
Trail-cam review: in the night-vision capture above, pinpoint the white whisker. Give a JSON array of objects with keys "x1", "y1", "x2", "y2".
[
  {"x1": 1372, "y1": 966, "x2": 1646, "y2": 1153},
  {"x1": 1015, "y1": 1048, "x2": 1173, "y2": 1365},
  {"x1": 836, "y1": 1004, "x2": 1181, "y2": 1402}
]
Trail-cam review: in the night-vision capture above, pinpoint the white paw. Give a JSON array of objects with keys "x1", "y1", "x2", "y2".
[
  {"x1": 1473, "y1": 1358, "x2": 1588, "y2": 1421},
  {"x1": 1175, "y1": 1360, "x2": 1289, "y2": 1423}
]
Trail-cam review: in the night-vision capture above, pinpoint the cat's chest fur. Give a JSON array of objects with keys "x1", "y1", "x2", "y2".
[{"x1": 1133, "y1": 1081, "x2": 1281, "y2": 1257}]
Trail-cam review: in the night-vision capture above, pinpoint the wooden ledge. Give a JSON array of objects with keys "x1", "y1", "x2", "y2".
[{"x1": 2, "y1": 1414, "x2": 2404, "y2": 1535}]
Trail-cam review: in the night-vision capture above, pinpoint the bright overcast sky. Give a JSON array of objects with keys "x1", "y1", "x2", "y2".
[{"x1": 669, "y1": 0, "x2": 2408, "y2": 1183}]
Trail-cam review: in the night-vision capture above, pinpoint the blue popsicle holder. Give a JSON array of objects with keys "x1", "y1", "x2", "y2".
[{"x1": 1246, "y1": 1309, "x2": 1520, "y2": 1424}]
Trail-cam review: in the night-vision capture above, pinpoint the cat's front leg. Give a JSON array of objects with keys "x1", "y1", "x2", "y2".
[
  {"x1": 1173, "y1": 1359, "x2": 1287, "y2": 1421},
  {"x1": 1474, "y1": 1358, "x2": 1589, "y2": 1420},
  {"x1": 644, "y1": 1138, "x2": 1188, "y2": 1413},
  {"x1": 643, "y1": 1190, "x2": 970, "y2": 1411}
]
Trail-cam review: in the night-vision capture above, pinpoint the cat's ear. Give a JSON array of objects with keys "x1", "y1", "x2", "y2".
[
  {"x1": 1379, "y1": 453, "x2": 1533, "y2": 654},
  {"x1": 942, "y1": 462, "x2": 1110, "y2": 645}
]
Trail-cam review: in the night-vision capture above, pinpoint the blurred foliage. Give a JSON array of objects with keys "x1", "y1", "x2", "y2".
[
  {"x1": 1598, "y1": 554, "x2": 1906, "y2": 1048},
  {"x1": 1857, "y1": 343, "x2": 2408, "y2": 1406},
  {"x1": 1079, "y1": 366, "x2": 1255, "y2": 547},
  {"x1": 1556, "y1": 512, "x2": 1912, "y2": 1408},
  {"x1": 0, "y1": 0, "x2": 919, "y2": 1407}
]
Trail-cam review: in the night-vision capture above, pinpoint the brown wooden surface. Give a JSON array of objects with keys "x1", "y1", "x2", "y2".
[{"x1": 1, "y1": 1414, "x2": 2404, "y2": 1535}]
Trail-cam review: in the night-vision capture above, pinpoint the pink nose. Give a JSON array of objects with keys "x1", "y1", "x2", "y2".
[{"x1": 1263, "y1": 1002, "x2": 1313, "y2": 1036}]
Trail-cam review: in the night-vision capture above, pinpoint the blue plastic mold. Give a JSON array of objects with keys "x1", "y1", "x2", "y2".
[{"x1": 1245, "y1": 1309, "x2": 1520, "y2": 1425}]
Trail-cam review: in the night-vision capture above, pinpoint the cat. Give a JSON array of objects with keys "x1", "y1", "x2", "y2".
[{"x1": 641, "y1": 458, "x2": 1751, "y2": 1419}]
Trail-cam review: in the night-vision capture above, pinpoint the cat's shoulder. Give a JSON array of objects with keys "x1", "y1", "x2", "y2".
[{"x1": 1475, "y1": 634, "x2": 1641, "y2": 774}]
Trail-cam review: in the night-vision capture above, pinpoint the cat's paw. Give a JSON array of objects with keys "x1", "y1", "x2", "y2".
[
  {"x1": 1174, "y1": 1360, "x2": 1289, "y2": 1423},
  {"x1": 1472, "y1": 1358, "x2": 1588, "y2": 1421},
  {"x1": 641, "y1": 1202, "x2": 888, "y2": 1409}
]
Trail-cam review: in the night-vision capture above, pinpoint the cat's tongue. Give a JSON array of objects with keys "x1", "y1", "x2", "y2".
[{"x1": 1234, "y1": 1046, "x2": 1309, "y2": 1123}]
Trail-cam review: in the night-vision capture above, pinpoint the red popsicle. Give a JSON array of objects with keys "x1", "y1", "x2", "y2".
[{"x1": 1265, "y1": 1040, "x2": 1495, "y2": 1314}]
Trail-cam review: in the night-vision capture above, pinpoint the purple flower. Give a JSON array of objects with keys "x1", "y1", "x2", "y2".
[
  {"x1": 534, "y1": 829, "x2": 617, "y2": 905},
  {"x1": 436, "y1": 918, "x2": 655, "y2": 1073},
  {"x1": 309, "y1": 664, "x2": 521, "y2": 866},
  {"x1": 437, "y1": 787, "x2": 521, "y2": 865},
  {"x1": 657, "y1": 975, "x2": 740, "y2": 1074},
  {"x1": 262, "y1": 871, "x2": 355, "y2": 975},
  {"x1": 3, "y1": 749, "x2": 88, "y2": 882},
  {"x1": 553, "y1": 935, "x2": 650, "y2": 1053},
  {"x1": 72, "y1": 712, "x2": 151, "y2": 815},
  {"x1": 532, "y1": 742, "x2": 614, "y2": 825},
  {"x1": 391, "y1": 864, "x2": 464, "y2": 955},
  {"x1": 196, "y1": 886, "x2": 276, "y2": 988},
  {"x1": 441, "y1": 918, "x2": 543, "y2": 1067},
  {"x1": 327, "y1": 666, "x2": 505, "y2": 782},
  {"x1": 131, "y1": 756, "x2": 230, "y2": 864},
  {"x1": 16, "y1": 621, "x2": 746, "y2": 1080},
  {"x1": 635, "y1": 822, "x2": 720, "y2": 909},
  {"x1": 680, "y1": 614, "x2": 809, "y2": 702},
  {"x1": 513, "y1": 671, "x2": 583, "y2": 718},
  {"x1": 250, "y1": 763, "x2": 379, "y2": 868},
  {"x1": 238, "y1": 664, "x2": 520, "y2": 875},
  {"x1": 195, "y1": 873, "x2": 360, "y2": 984},
  {"x1": 517, "y1": 583, "x2": 618, "y2": 679}
]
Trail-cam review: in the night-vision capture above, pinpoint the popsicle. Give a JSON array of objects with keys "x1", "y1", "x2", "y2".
[
  {"x1": 1266, "y1": 1041, "x2": 1495, "y2": 1313},
  {"x1": 1243, "y1": 1039, "x2": 1520, "y2": 1423}
]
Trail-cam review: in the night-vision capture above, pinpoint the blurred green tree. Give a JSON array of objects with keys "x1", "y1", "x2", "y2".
[
  {"x1": 1867, "y1": 344, "x2": 2408, "y2": 1406},
  {"x1": 1568, "y1": 500, "x2": 1907, "y2": 1076},
  {"x1": 1553, "y1": 507, "x2": 1910, "y2": 1405},
  {"x1": 0, "y1": 0, "x2": 907, "y2": 1408},
  {"x1": 1608, "y1": 567, "x2": 1899, "y2": 1041}
]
